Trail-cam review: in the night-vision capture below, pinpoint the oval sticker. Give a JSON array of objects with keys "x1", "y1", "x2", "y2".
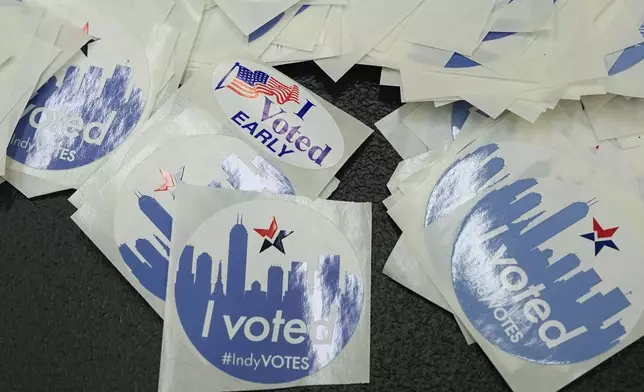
[
  {"x1": 7, "y1": 28, "x2": 149, "y2": 170},
  {"x1": 212, "y1": 60, "x2": 345, "y2": 170},
  {"x1": 451, "y1": 176, "x2": 644, "y2": 364},
  {"x1": 113, "y1": 135, "x2": 295, "y2": 300},
  {"x1": 174, "y1": 200, "x2": 364, "y2": 383}
]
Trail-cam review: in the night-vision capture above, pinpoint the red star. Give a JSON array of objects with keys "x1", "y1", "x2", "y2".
[
  {"x1": 154, "y1": 169, "x2": 175, "y2": 192},
  {"x1": 593, "y1": 218, "x2": 619, "y2": 239},
  {"x1": 254, "y1": 217, "x2": 278, "y2": 239}
]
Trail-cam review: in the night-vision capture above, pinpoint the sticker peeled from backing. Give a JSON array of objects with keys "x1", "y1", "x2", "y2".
[
  {"x1": 212, "y1": 60, "x2": 345, "y2": 170},
  {"x1": 7, "y1": 27, "x2": 149, "y2": 170},
  {"x1": 174, "y1": 199, "x2": 364, "y2": 383},
  {"x1": 451, "y1": 176, "x2": 644, "y2": 364}
]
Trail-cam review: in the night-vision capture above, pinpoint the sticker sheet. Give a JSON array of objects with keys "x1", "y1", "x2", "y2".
[
  {"x1": 160, "y1": 185, "x2": 371, "y2": 390},
  {"x1": 4, "y1": 0, "x2": 192, "y2": 194},
  {"x1": 422, "y1": 153, "x2": 644, "y2": 392},
  {"x1": 381, "y1": 103, "x2": 644, "y2": 389}
]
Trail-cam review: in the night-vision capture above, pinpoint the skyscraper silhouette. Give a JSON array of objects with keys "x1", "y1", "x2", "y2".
[
  {"x1": 267, "y1": 266, "x2": 284, "y2": 304},
  {"x1": 213, "y1": 261, "x2": 225, "y2": 299},
  {"x1": 136, "y1": 193, "x2": 172, "y2": 241},
  {"x1": 226, "y1": 215, "x2": 248, "y2": 302},
  {"x1": 319, "y1": 255, "x2": 340, "y2": 311},
  {"x1": 284, "y1": 262, "x2": 307, "y2": 302}
]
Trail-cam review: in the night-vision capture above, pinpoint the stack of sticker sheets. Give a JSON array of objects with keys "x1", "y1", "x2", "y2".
[
  {"x1": 3, "y1": 0, "x2": 203, "y2": 197},
  {"x1": 7, "y1": 0, "x2": 644, "y2": 196},
  {"x1": 0, "y1": 1, "x2": 374, "y2": 390},
  {"x1": 185, "y1": 0, "x2": 353, "y2": 80},
  {"x1": 380, "y1": 99, "x2": 644, "y2": 391},
  {"x1": 4, "y1": 0, "x2": 644, "y2": 391},
  {"x1": 192, "y1": 0, "x2": 644, "y2": 124},
  {"x1": 66, "y1": 51, "x2": 373, "y2": 391}
]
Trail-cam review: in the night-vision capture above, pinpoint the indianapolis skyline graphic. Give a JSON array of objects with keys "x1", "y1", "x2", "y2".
[
  {"x1": 174, "y1": 214, "x2": 364, "y2": 383},
  {"x1": 424, "y1": 141, "x2": 633, "y2": 363},
  {"x1": 452, "y1": 177, "x2": 631, "y2": 364},
  {"x1": 118, "y1": 153, "x2": 295, "y2": 300}
]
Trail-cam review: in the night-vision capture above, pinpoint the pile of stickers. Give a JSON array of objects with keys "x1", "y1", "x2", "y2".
[
  {"x1": 381, "y1": 96, "x2": 644, "y2": 391},
  {"x1": 369, "y1": 0, "x2": 644, "y2": 123},
  {"x1": 4, "y1": 0, "x2": 644, "y2": 391},
  {"x1": 189, "y1": 0, "x2": 644, "y2": 125},
  {"x1": 0, "y1": 0, "x2": 374, "y2": 390}
]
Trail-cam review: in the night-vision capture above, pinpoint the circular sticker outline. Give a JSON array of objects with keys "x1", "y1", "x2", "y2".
[{"x1": 173, "y1": 199, "x2": 366, "y2": 384}]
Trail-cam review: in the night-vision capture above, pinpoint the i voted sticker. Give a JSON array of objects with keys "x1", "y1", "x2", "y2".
[
  {"x1": 113, "y1": 135, "x2": 295, "y2": 301},
  {"x1": 7, "y1": 28, "x2": 149, "y2": 170},
  {"x1": 174, "y1": 200, "x2": 364, "y2": 383},
  {"x1": 212, "y1": 60, "x2": 345, "y2": 170},
  {"x1": 451, "y1": 177, "x2": 644, "y2": 364}
]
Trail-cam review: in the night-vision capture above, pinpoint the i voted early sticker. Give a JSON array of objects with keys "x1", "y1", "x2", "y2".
[
  {"x1": 174, "y1": 200, "x2": 364, "y2": 383},
  {"x1": 451, "y1": 176, "x2": 644, "y2": 364},
  {"x1": 212, "y1": 60, "x2": 345, "y2": 170},
  {"x1": 7, "y1": 27, "x2": 149, "y2": 170}
]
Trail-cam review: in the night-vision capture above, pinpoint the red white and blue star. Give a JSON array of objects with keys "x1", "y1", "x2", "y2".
[
  {"x1": 581, "y1": 218, "x2": 620, "y2": 256},
  {"x1": 254, "y1": 217, "x2": 293, "y2": 255}
]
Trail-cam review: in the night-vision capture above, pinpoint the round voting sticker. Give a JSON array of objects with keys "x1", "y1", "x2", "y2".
[
  {"x1": 212, "y1": 59, "x2": 345, "y2": 170},
  {"x1": 113, "y1": 135, "x2": 295, "y2": 300},
  {"x1": 174, "y1": 200, "x2": 364, "y2": 383},
  {"x1": 7, "y1": 26, "x2": 150, "y2": 170},
  {"x1": 452, "y1": 176, "x2": 644, "y2": 364}
]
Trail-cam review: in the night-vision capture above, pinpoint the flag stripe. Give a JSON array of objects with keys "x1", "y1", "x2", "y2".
[
  {"x1": 227, "y1": 81, "x2": 259, "y2": 99},
  {"x1": 227, "y1": 66, "x2": 300, "y2": 104}
]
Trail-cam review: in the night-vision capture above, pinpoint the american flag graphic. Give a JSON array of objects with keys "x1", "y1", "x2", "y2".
[{"x1": 226, "y1": 64, "x2": 300, "y2": 105}]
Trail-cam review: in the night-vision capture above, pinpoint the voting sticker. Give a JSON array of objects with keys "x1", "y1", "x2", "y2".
[
  {"x1": 212, "y1": 59, "x2": 345, "y2": 170},
  {"x1": 172, "y1": 199, "x2": 365, "y2": 383},
  {"x1": 451, "y1": 176, "x2": 644, "y2": 364},
  {"x1": 7, "y1": 26, "x2": 149, "y2": 171}
]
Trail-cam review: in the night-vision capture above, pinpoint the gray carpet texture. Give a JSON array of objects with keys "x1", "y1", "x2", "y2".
[{"x1": 1, "y1": 63, "x2": 644, "y2": 392}]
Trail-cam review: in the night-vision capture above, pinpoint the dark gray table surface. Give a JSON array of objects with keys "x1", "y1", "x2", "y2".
[{"x1": 1, "y1": 63, "x2": 643, "y2": 392}]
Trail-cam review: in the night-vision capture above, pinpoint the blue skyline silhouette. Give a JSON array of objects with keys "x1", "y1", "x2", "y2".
[
  {"x1": 452, "y1": 178, "x2": 631, "y2": 363},
  {"x1": 425, "y1": 143, "x2": 507, "y2": 226},
  {"x1": 118, "y1": 155, "x2": 295, "y2": 300},
  {"x1": 174, "y1": 218, "x2": 363, "y2": 383},
  {"x1": 608, "y1": 24, "x2": 644, "y2": 75},
  {"x1": 8, "y1": 64, "x2": 145, "y2": 170}
]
